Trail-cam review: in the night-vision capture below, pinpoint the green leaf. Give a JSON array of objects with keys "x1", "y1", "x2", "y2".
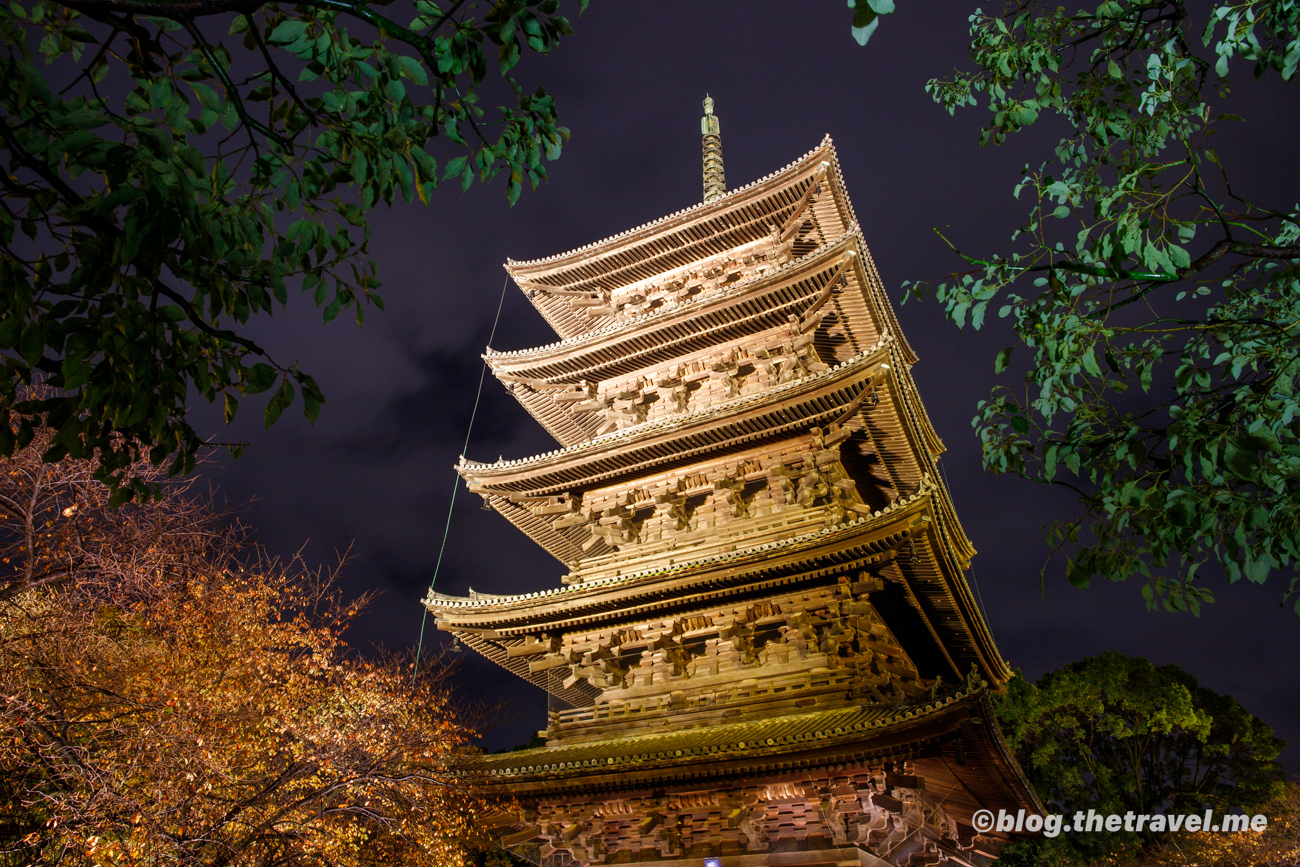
[
  {"x1": 298, "y1": 372, "x2": 324, "y2": 424},
  {"x1": 264, "y1": 379, "x2": 295, "y2": 429},
  {"x1": 1224, "y1": 443, "x2": 1257, "y2": 479},
  {"x1": 396, "y1": 54, "x2": 428, "y2": 87},
  {"x1": 444, "y1": 155, "x2": 467, "y2": 179},
  {"x1": 190, "y1": 82, "x2": 222, "y2": 111},
  {"x1": 1081, "y1": 347, "x2": 1102, "y2": 378},
  {"x1": 1244, "y1": 555, "x2": 1271, "y2": 585},
  {"x1": 851, "y1": 15, "x2": 879, "y2": 46},
  {"x1": 19, "y1": 324, "x2": 45, "y2": 367},
  {"x1": 848, "y1": 0, "x2": 888, "y2": 46},
  {"x1": 268, "y1": 20, "x2": 306, "y2": 45},
  {"x1": 244, "y1": 363, "x2": 277, "y2": 394},
  {"x1": 62, "y1": 354, "x2": 92, "y2": 390},
  {"x1": 995, "y1": 346, "x2": 1014, "y2": 373}
]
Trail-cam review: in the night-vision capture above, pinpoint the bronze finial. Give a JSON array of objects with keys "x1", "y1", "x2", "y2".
[{"x1": 701, "y1": 95, "x2": 725, "y2": 203}]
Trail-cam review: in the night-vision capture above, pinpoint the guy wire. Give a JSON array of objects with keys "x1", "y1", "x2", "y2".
[{"x1": 413, "y1": 273, "x2": 510, "y2": 685}]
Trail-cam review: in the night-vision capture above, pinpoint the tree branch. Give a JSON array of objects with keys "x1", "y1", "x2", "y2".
[
  {"x1": 0, "y1": 116, "x2": 86, "y2": 206},
  {"x1": 249, "y1": 20, "x2": 317, "y2": 126},
  {"x1": 0, "y1": 566, "x2": 78, "y2": 601},
  {"x1": 151, "y1": 281, "x2": 276, "y2": 363},
  {"x1": 179, "y1": 17, "x2": 291, "y2": 150}
]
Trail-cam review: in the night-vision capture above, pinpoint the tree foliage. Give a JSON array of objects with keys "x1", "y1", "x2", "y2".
[
  {"x1": 1139, "y1": 778, "x2": 1300, "y2": 867},
  {"x1": 995, "y1": 653, "x2": 1285, "y2": 865},
  {"x1": 846, "y1": 0, "x2": 895, "y2": 46},
  {"x1": 0, "y1": 0, "x2": 581, "y2": 502},
  {"x1": 0, "y1": 428, "x2": 495, "y2": 864},
  {"x1": 902, "y1": 1, "x2": 1300, "y2": 615}
]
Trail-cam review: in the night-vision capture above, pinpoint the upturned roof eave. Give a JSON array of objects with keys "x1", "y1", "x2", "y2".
[
  {"x1": 423, "y1": 494, "x2": 933, "y2": 623},
  {"x1": 474, "y1": 687, "x2": 1017, "y2": 793},
  {"x1": 484, "y1": 229, "x2": 863, "y2": 371},
  {"x1": 479, "y1": 687, "x2": 980, "y2": 775},
  {"x1": 502, "y1": 138, "x2": 867, "y2": 343},
  {"x1": 477, "y1": 688, "x2": 1040, "y2": 844},
  {"x1": 459, "y1": 341, "x2": 894, "y2": 487},
  {"x1": 503, "y1": 136, "x2": 838, "y2": 277},
  {"x1": 427, "y1": 490, "x2": 1009, "y2": 687}
]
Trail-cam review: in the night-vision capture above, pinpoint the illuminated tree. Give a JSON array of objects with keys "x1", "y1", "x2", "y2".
[
  {"x1": 0, "y1": 428, "x2": 494, "y2": 865},
  {"x1": 996, "y1": 653, "x2": 1285, "y2": 866}
]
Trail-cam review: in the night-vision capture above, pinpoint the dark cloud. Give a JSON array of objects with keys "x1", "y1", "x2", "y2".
[{"x1": 358, "y1": 342, "x2": 532, "y2": 458}]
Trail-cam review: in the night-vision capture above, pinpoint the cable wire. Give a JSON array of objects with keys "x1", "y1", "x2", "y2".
[{"x1": 413, "y1": 274, "x2": 510, "y2": 684}]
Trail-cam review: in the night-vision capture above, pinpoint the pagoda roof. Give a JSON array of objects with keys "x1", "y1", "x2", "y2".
[
  {"x1": 505, "y1": 137, "x2": 860, "y2": 341},
  {"x1": 429, "y1": 488, "x2": 929, "y2": 631},
  {"x1": 427, "y1": 485, "x2": 1009, "y2": 701},
  {"x1": 490, "y1": 230, "x2": 916, "y2": 372},
  {"x1": 460, "y1": 342, "x2": 894, "y2": 498},
  {"x1": 431, "y1": 500, "x2": 924, "y2": 707},
  {"x1": 488, "y1": 231, "x2": 921, "y2": 447},
  {"x1": 459, "y1": 343, "x2": 964, "y2": 572},
  {"x1": 476, "y1": 686, "x2": 1043, "y2": 833}
]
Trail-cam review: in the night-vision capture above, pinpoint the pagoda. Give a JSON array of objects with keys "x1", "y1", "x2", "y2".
[{"x1": 425, "y1": 100, "x2": 1041, "y2": 866}]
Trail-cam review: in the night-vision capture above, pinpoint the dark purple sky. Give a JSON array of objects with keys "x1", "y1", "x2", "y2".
[{"x1": 193, "y1": 3, "x2": 1300, "y2": 765}]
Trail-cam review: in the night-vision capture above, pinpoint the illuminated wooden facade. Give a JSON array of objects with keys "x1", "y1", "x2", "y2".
[{"x1": 425, "y1": 106, "x2": 1039, "y2": 866}]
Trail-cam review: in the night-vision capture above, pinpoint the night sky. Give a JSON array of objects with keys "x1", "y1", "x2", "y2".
[{"x1": 191, "y1": 4, "x2": 1300, "y2": 766}]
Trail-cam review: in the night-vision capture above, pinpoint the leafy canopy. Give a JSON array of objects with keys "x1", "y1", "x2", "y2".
[
  {"x1": 0, "y1": 0, "x2": 581, "y2": 503},
  {"x1": 1138, "y1": 778, "x2": 1300, "y2": 867},
  {"x1": 0, "y1": 426, "x2": 496, "y2": 865},
  {"x1": 995, "y1": 653, "x2": 1285, "y2": 865},
  {"x1": 900, "y1": 2, "x2": 1300, "y2": 615}
]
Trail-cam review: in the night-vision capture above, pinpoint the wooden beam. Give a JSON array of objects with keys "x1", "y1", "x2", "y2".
[{"x1": 778, "y1": 162, "x2": 830, "y2": 243}]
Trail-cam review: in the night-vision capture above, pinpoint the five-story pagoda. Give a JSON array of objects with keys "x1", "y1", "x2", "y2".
[{"x1": 425, "y1": 100, "x2": 1040, "y2": 867}]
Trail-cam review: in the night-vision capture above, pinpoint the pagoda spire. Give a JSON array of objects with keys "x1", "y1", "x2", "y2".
[{"x1": 701, "y1": 95, "x2": 725, "y2": 202}]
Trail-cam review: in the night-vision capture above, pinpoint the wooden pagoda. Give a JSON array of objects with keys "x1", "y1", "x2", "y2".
[{"x1": 425, "y1": 101, "x2": 1041, "y2": 867}]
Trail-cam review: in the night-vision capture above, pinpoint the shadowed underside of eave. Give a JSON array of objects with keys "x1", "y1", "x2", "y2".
[
  {"x1": 506, "y1": 138, "x2": 860, "y2": 341},
  {"x1": 488, "y1": 231, "x2": 924, "y2": 449},
  {"x1": 427, "y1": 492, "x2": 1010, "y2": 699},
  {"x1": 457, "y1": 346, "x2": 960, "y2": 572}
]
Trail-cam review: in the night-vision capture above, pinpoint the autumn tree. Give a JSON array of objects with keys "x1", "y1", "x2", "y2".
[
  {"x1": 0, "y1": 429, "x2": 498, "y2": 865},
  {"x1": 890, "y1": 2, "x2": 1300, "y2": 615},
  {"x1": 995, "y1": 653, "x2": 1285, "y2": 866},
  {"x1": 1139, "y1": 778, "x2": 1300, "y2": 867},
  {"x1": 0, "y1": 0, "x2": 583, "y2": 502}
]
